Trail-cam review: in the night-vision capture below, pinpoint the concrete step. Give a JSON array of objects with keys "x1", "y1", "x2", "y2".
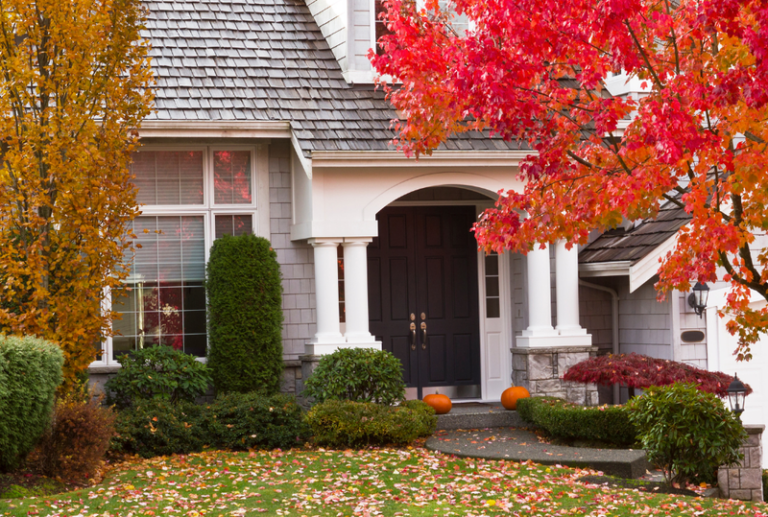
[{"x1": 436, "y1": 402, "x2": 529, "y2": 430}]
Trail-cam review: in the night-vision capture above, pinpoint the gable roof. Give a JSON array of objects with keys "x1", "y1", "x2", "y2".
[
  {"x1": 579, "y1": 205, "x2": 690, "y2": 265},
  {"x1": 142, "y1": 0, "x2": 525, "y2": 157}
]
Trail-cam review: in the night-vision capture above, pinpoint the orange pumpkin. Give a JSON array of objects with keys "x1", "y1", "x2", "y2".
[
  {"x1": 501, "y1": 386, "x2": 530, "y2": 410},
  {"x1": 423, "y1": 393, "x2": 452, "y2": 414}
]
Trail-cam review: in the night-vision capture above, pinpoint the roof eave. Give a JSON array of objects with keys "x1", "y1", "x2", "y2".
[
  {"x1": 137, "y1": 120, "x2": 292, "y2": 139},
  {"x1": 310, "y1": 150, "x2": 535, "y2": 168}
]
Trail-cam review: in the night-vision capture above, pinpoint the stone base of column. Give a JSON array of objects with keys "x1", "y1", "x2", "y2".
[
  {"x1": 511, "y1": 346, "x2": 600, "y2": 406},
  {"x1": 718, "y1": 425, "x2": 764, "y2": 502},
  {"x1": 516, "y1": 333, "x2": 592, "y2": 348}
]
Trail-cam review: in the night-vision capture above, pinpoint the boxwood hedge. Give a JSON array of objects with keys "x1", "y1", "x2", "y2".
[{"x1": 517, "y1": 396, "x2": 637, "y2": 447}]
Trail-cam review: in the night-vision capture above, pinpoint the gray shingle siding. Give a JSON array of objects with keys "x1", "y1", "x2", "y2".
[{"x1": 269, "y1": 140, "x2": 316, "y2": 360}]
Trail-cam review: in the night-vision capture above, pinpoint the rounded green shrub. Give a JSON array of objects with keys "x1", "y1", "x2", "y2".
[
  {"x1": 0, "y1": 335, "x2": 63, "y2": 472},
  {"x1": 111, "y1": 392, "x2": 308, "y2": 458},
  {"x1": 303, "y1": 348, "x2": 406, "y2": 405},
  {"x1": 517, "y1": 396, "x2": 637, "y2": 447},
  {"x1": 112, "y1": 398, "x2": 206, "y2": 458},
  {"x1": 305, "y1": 399, "x2": 436, "y2": 447},
  {"x1": 206, "y1": 392, "x2": 309, "y2": 450},
  {"x1": 105, "y1": 345, "x2": 212, "y2": 409},
  {"x1": 626, "y1": 382, "x2": 746, "y2": 486},
  {"x1": 206, "y1": 234, "x2": 283, "y2": 395}
]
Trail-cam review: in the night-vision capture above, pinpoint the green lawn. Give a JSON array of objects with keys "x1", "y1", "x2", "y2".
[{"x1": 0, "y1": 447, "x2": 766, "y2": 517}]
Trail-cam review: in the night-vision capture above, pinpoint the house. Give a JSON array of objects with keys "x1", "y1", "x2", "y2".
[{"x1": 86, "y1": 0, "x2": 755, "y2": 423}]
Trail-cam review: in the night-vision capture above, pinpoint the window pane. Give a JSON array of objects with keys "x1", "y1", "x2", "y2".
[
  {"x1": 114, "y1": 216, "x2": 207, "y2": 358},
  {"x1": 214, "y1": 151, "x2": 252, "y2": 204},
  {"x1": 214, "y1": 214, "x2": 253, "y2": 239},
  {"x1": 131, "y1": 151, "x2": 204, "y2": 205},
  {"x1": 486, "y1": 298, "x2": 500, "y2": 318},
  {"x1": 485, "y1": 254, "x2": 499, "y2": 276},
  {"x1": 485, "y1": 276, "x2": 500, "y2": 297},
  {"x1": 438, "y1": 0, "x2": 469, "y2": 36}
]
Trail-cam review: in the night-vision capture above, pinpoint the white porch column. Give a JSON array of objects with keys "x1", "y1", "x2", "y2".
[
  {"x1": 307, "y1": 238, "x2": 344, "y2": 354},
  {"x1": 555, "y1": 240, "x2": 587, "y2": 336},
  {"x1": 342, "y1": 238, "x2": 377, "y2": 346},
  {"x1": 517, "y1": 244, "x2": 558, "y2": 347}
]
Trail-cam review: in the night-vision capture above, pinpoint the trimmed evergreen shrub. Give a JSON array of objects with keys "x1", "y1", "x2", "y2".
[
  {"x1": 206, "y1": 392, "x2": 309, "y2": 450},
  {"x1": 0, "y1": 336, "x2": 64, "y2": 471},
  {"x1": 305, "y1": 399, "x2": 437, "y2": 447},
  {"x1": 112, "y1": 393, "x2": 308, "y2": 458},
  {"x1": 303, "y1": 348, "x2": 406, "y2": 405},
  {"x1": 27, "y1": 392, "x2": 116, "y2": 480},
  {"x1": 626, "y1": 383, "x2": 746, "y2": 486},
  {"x1": 206, "y1": 234, "x2": 283, "y2": 395},
  {"x1": 105, "y1": 345, "x2": 212, "y2": 409},
  {"x1": 112, "y1": 399, "x2": 206, "y2": 458},
  {"x1": 517, "y1": 396, "x2": 637, "y2": 447}
]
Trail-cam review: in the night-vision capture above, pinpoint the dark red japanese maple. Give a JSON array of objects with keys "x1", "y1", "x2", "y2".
[
  {"x1": 563, "y1": 353, "x2": 751, "y2": 397},
  {"x1": 370, "y1": 0, "x2": 768, "y2": 359}
]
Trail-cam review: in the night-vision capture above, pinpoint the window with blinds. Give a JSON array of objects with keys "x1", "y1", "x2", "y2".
[
  {"x1": 113, "y1": 216, "x2": 207, "y2": 357},
  {"x1": 133, "y1": 151, "x2": 204, "y2": 205},
  {"x1": 106, "y1": 147, "x2": 259, "y2": 363}
]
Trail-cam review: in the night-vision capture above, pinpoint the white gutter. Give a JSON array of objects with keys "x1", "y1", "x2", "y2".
[
  {"x1": 579, "y1": 261, "x2": 632, "y2": 277},
  {"x1": 137, "y1": 120, "x2": 292, "y2": 139}
]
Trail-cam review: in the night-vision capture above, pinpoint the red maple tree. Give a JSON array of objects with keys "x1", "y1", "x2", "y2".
[
  {"x1": 563, "y1": 353, "x2": 750, "y2": 397},
  {"x1": 370, "y1": 0, "x2": 768, "y2": 359}
]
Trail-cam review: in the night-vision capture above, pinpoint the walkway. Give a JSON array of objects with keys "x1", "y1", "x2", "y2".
[{"x1": 428, "y1": 404, "x2": 651, "y2": 478}]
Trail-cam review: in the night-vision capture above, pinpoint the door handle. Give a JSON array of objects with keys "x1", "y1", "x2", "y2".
[
  {"x1": 410, "y1": 322, "x2": 416, "y2": 350},
  {"x1": 420, "y1": 321, "x2": 427, "y2": 349}
]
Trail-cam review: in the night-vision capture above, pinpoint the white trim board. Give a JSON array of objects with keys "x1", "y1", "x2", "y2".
[
  {"x1": 311, "y1": 150, "x2": 535, "y2": 168},
  {"x1": 138, "y1": 121, "x2": 292, "y2": 139},
  {"x1": 629, "y1": 233, "x2": 679, "y2": 293}
]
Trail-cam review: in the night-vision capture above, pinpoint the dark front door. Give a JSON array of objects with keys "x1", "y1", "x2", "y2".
[{"x1": 368, "y1": 206, "x2": 481, "y2": 396}]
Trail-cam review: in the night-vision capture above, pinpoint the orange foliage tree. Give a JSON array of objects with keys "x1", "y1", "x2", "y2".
[
  {"x1": 0, "y1": 0, "x2": 153, "y2": 391},
  {"x1": 371, "y1": 0, "x2": 768, "y2": 359}
]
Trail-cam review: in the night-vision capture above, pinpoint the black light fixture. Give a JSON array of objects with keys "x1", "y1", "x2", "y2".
[
  {"x1": 687, "y1": 282, "x2": 710, "y2": 317},
  {"x1": 727, "y1": 374, "x2": 747, "y2": 419}
]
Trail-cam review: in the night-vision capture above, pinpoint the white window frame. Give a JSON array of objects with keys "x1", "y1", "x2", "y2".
[
  {"x1": 94, "y1": 144, "x2": 264, "y2": 367},
  {"x1": 371, "y1": 0, "x2": 474, "y2": 53}
]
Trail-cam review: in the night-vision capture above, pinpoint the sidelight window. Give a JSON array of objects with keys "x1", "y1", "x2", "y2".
[{"x1": 485, "y1": 253, "x2": 500, "y2": 318}]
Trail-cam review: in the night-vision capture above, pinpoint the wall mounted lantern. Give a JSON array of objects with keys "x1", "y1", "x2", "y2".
[
  {"x1": 687, "y1": 282, "x2": 710, "y2": 317},
  {"x1": 727, "y1": 374, "x2": 747, "y2": 419}
]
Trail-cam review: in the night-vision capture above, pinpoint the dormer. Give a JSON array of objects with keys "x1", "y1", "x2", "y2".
[
  {"x1": 306, "y1": 0, "x2": 468, "y2": 85},
  {"x1": 305, "y1": 0, "x2": 379, "y2": 84}
]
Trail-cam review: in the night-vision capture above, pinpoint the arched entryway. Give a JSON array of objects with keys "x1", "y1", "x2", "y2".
[{"x1": 367, "y1": 187, "x2": 509, "y2": 400}]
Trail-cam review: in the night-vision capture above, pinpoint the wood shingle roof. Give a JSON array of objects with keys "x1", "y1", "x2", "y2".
[
  {"x1": 143, "y1": 0, "x2": 525, "y2": 156},
  {"x1": 579, "y1": 205, "x2": 690, "y2": 264}
]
